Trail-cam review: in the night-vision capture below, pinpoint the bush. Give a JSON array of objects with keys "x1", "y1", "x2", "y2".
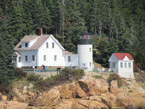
[
  {"x1": 13, "y1": 68, "x2": 27, "y2": 79},
  {"x1": 0, "y1": 83, "x2": 12, "y2": 94},
  {"x1": 27, "y1": 74, "x2": 42, "y2": 82},
  {"x1": 107, "y1": 73, "x2": 127, "y2": 87},
  {"x1": 34, "y1": 68, "x2": 84, "y2": 91},
  {"x1": 94, "y1": 75, "x2": 103, "y2": 79},
  {"x1": 60, "y1": 67, "x2": 84, "y2": 81},
  {"x1": 135, "y1": 72, "x2": 145, "y2": 83}
]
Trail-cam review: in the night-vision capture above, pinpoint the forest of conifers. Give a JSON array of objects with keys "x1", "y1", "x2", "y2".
[{"x1": 0, "y1": 0, "x2": 145, "y2": 83}]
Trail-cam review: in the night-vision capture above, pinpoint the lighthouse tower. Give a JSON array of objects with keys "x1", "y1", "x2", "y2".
[{"x1": 77, "y1": 31, "x2": 94, "y2": 71}]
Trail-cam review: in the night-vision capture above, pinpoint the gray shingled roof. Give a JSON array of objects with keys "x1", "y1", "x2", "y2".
[
  {"x1": 62, "y1": 51, "x2": 77, "y2": 56},
  {"x1": 21, "y1": 35, "x2": 38, "y2": 42},
  {"x1": 14, "y1": 35, "x2": 50, "y2": 50}
]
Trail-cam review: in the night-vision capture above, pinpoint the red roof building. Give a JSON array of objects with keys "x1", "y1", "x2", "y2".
[
  {"x1": 113, "y1": 53, "x2": 134, "y2": 60},
  {"x1": 108, "y1": 53, "x2": 134, "y2": 79}
]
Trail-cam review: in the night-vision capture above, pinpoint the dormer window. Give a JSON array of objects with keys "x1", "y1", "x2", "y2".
[{"x1": 25, "y1": 43, "x2": 28, "y2": 47}]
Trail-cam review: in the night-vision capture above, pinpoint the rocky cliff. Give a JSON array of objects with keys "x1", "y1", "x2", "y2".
[{"x1": 0, "y1": 75, "x2": 145, "y2": 109}]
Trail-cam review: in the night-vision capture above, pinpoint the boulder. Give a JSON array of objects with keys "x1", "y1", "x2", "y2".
[
  {"x1": 13, "y1": 96, "x2": 18, "y2": 101},
  {"x1": 55, "y1": 99, "x2": 73, "y2": 109},
  {"x1": 110, "y1": 80, "x2": 118, "y2": 94},
  {"x1": 117, "y1": 92, "x2": 145, "y2": 108},
  {"x1": 31, "y1": 96, "x2": 43, "y2": 107},
  {"x1": 0, "y1": 92, "x2": 2, "y2": 97},
  {"x1": 23, "y1": 86, "x2": 28, "y2": 90},
  {"x1": 27, "y1": 91, "x2": 35, "y2": 97},
  {"x1": 1, "y1": 95, "x2": 7, "y2": 101},
  {"x1": 78, "y1": 99, "x2": 108, "y2": 109},
  {"x1": 101, "y1": 93, "x2": 116, "y2": 108},
  {"x1": 0, "y1": 101, "x2": 28, "y2": 108},
  {"x1": 58, "y1": 85, "x2": 72, "y2": 99},
  {"x1": 78, "y1": 78, "x2": 108, "y2": 96},
  {"x1": 95, "y1": 79, "x2": 109, "y2": 93},
  {"x1": 28, "y1": 83, "x2": 34, "y2": 89},
  {"x1": 42, "y1": 88, "x2": 60, "y2": 106},
  {"x1": 69, "y1": 82, "x2": 86, "y2": 98},
  {"x1": 55, "y1": 99, "x2": 108, "y2": 109},
  {"x1": 88, "y1": 96, "x2": 102, "y2": 102},
  {"x1": 13, "y1": 88, "x2": 21, "y2": 96},
  {"x1": 23, "y1": 90, "x2": 27, "y2": 94}
]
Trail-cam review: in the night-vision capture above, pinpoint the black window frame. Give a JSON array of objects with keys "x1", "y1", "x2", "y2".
[
  {"x1": 52, "y1": 42, "x2": 54, "y2": 48},
  {"x1": 125, "y1": 62, "x2": 127, "y2": 68},
  {"x1": 129, "y1": 63, "x2": 131, "y2": 68},
  {"x1": 54, "y1": 55, "x2": 57, "y2": 61},
  {"x1": 113, "y1": 63, "x2": 115, "y2": 68},
  {"x1": 46, "y1": 42, "x2": 49, "y2": 48},
  {"x1": 68, "y1": 56, "x2": 71, "y2": 62},
  {"x1": 89, "y1": 48, "x2": 91, "y2": 52},
  {"x1": 120, "y1": 62, "x2": 123, "y2": 68},
  {"x1": 90, "y1": 62, "x2": 91, "y2": 66},
  {"x1": 44, "y1": 55, "x2": 46, "y2": 61},
  {"x1": 25, "y1": 43, "x2": 28, "y2": 47},
  {"x1": 32, "y1": 55, "x2": 35, "y2": 61},
  {"x1": 13, "y1": 56, "x2": 17, "y2": 61},
  {"x1": 19, "y1": 57, "x2": 21, "y2": 62},
  {"x1": 25, "y1": 55, "x2": 28, "y2": 62}
]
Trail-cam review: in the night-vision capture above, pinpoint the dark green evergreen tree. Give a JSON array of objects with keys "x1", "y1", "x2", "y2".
[{"x1": 0, "y1": 17, "x2": 14, "y2": 84}]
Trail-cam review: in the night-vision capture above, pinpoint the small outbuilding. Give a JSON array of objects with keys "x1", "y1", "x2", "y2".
[{"x1": 108, "y1": 53, "x2": 134, "y2": 79}]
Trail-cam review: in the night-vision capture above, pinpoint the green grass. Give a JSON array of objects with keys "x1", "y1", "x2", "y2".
[{"x1": 93, "y1": 75, "x2": 104, "y2": 79}]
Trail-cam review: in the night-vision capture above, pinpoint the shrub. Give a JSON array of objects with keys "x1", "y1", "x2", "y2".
[
  {"x1": 27, "y1": 74, "x2": 42, "y2": 82},
  {"x1": 93, "y1": 75, "x2": 103, "y2": 79},
  {"x1": 73, "y1": 69, "x2": 84, "y2": 80},
  {"x1": 107, "y1": 73, "x2": 127, "y2": 87},
  {"x1": 59, "y1": 68, "x2": 84, "y2": 81},
  {"x1": 135, "y1": 72, "x2": 145, "y2": 83},
  {"x1": 0, "y1": 83, "x2": 12, "y2": 94},
  {"x1": 34, "y1": 68, "x2": 84, "y2": 91},
  {"x1": 13, "y1": 68, "x2": 27, "y2": 79}
]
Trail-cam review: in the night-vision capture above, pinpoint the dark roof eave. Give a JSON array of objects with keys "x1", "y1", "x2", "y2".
[{"x1": 14, "y1": 48, "x2": 38, "y2": 51}]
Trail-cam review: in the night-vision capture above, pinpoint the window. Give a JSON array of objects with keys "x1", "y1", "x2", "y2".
[
  {"x1": 129, "y1": 63, "x2": 131, "y2": 68},
  {"x1": 19, "y1": 57, "x2": 21, "y2": 62},
  {"x1": 113, "y1": 63, "x2": 115, "y2": 68},
  {"x1": 25, "y1": 56, "x2": 28, "y2": 61},
  {"x1": 90, "y1": 62, "x2": 91, "y2": 66},
  {"x1": 32, "y1": 55, "x2": 35, "y2": 61},
  {"x1": 125, "y1": 62, "x2": 127, "y2": 68},
  {"x1": 44, "y1": 55, "x2": 46, "y2": 61},
  {"x1": 46, "y1": 42, "x2": 48, "y2": 48},
  {"x1": 120, "y1": 63, "x2": 123, "y2": 68},
  {"x1": 89, "y1": 48, "x2": 91, "y2": 52},
  {"x1": 68, "y1": 56, "x2": 71, "y2": 62},
  {"x1": 18, "y1": 45, "x2": 22, "y2": 48},
  {"x1": 25, "y1": 43, "x2": 28, "y2": 47},
  {"x1": 52, "y1": 42, "x2": 54, "y2": 48},
  {"x1": 54, "y1": 55, "x2": 57, "y2": 61},
  {"x1": 13, "y1": 56, "x2": 17, "y2": 61}
]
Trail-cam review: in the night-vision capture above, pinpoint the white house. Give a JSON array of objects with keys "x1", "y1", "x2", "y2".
[
  {"x1": 108, "y1": 53, "x2": 134, "y2": 79},
  {"x1": 13, "y1": 31, "x2": 94, "y2": 71}
]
